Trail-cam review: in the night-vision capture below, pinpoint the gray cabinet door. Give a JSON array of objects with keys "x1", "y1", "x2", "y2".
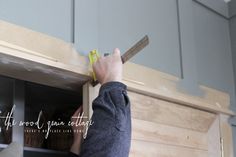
[
  {"x1": 230, "y1": 16, "x2": 236, "y2": 82},
  {"x1": 75, "y1": 0, "x2": 181, "y2": 77},
  {"x1": 0, "y1": 0, "x2": 73, "y2": 42},
  {"x1": 192, "y1": 1, "x2": 235, "y2": 99}
]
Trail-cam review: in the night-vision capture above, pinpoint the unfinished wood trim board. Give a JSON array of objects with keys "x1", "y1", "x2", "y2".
[
  {"x1": 123, "y1": 62, "x2": 234, "y2": 116},
  {"x1": 83, "y1": 83, "x2": 100, "y2": 119},
  {"x1": 0, "y1": 20, "x2": 88, "y2": 67},
  {"x1": 0, "y1": 20, "x2": 234, "y2": 112},
  {"x1": 220, "y1": 114, "x2": 234, "y2": 157}
]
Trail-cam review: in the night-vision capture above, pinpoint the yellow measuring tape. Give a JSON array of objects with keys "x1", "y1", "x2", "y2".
[{"x1": 88, "y1": 49, "x2": 100, "y2": 81}]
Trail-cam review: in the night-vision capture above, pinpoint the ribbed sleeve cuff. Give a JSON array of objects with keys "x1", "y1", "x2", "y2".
[{"x1": 99, "y1": 82, "x2": 127, "y2": 95}]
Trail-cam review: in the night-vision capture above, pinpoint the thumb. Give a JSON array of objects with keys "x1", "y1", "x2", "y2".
[{"x1": 113, "y1": 48, "x2": 121, "y2": 56}]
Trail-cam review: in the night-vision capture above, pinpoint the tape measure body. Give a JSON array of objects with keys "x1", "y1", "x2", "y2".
[{"x1": 89, "y1": 50, "x2": 100, "y2": 81}]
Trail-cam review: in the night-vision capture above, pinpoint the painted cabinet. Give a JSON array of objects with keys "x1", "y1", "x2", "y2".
[
  {"x1": 230, "y1": 2, "x2": 236, "y2": 109},
  {"x1": 229, "y1": 1, "x2": 236, "y2": 155},
  {"x1": 0, "y1": 0, "x2": 73, "y2": 42},
  {"x1": 192, "y1": 1, "x2": 235, "y2": 101},
  {"x1": 74, "y1": 0, "x2": 182, "y2": 77}
]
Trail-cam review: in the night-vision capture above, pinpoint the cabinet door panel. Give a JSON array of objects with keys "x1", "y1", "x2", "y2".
[
  {"x1": 230, "y1": 17, "x2": 236, "y2": 84},
  {"x1": 192, "y1": 2, "x2": 234, "y2": 98},
  {"x1": 75, "y1": 0, "x2": 181, "y2": 77},
  {"x1": 0, "y1": 0, "x2": 72, "y2": 42}
]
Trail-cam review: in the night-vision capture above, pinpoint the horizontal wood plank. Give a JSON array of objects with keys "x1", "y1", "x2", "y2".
[
  {"x1": 129, "y1": 91, "x2": 216, "y2": 132},
  {"x1": 132, "y1": 118, "x2": 208, "y2": 150},
  {"x1": 129, "y1": 140, "x2": 208, "y2": 157}
]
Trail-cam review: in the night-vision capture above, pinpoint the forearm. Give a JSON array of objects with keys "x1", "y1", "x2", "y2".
[
  {"x1": 70, "y1": 139, "x2": 81, "y2": 156},
  {"x1": 79, "y1": 82, "x2": 131, "y2": 157}
]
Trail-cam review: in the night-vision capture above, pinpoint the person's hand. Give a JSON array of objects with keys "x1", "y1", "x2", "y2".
[
  {"x1": 93, "y1": 48, "x2": 123, "y2": 84},
  {"x1": 70, "y1": 106, "x2": 84, "y2": 155}
]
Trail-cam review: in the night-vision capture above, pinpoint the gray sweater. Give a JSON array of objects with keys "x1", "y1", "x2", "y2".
[{"x1": 69, "y1": 82, "x2": 131, "y2": 157}]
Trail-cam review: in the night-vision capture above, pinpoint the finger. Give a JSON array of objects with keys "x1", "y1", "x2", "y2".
[
  {"x1": 73, "y1": 106, "x2": 83, "y2": 117},
  {"x1": 113, "y1": 48, "x2": 121, "y2": 56},
  {"x1": 92, "y1": 62, "x2": 97, "y2": 70},
  {"x1": 92, "y1": 55, "x2": 103, "y2": 67},
  {"x1": 77, "y1": 106, "x2": 82, "y2": 114}
]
